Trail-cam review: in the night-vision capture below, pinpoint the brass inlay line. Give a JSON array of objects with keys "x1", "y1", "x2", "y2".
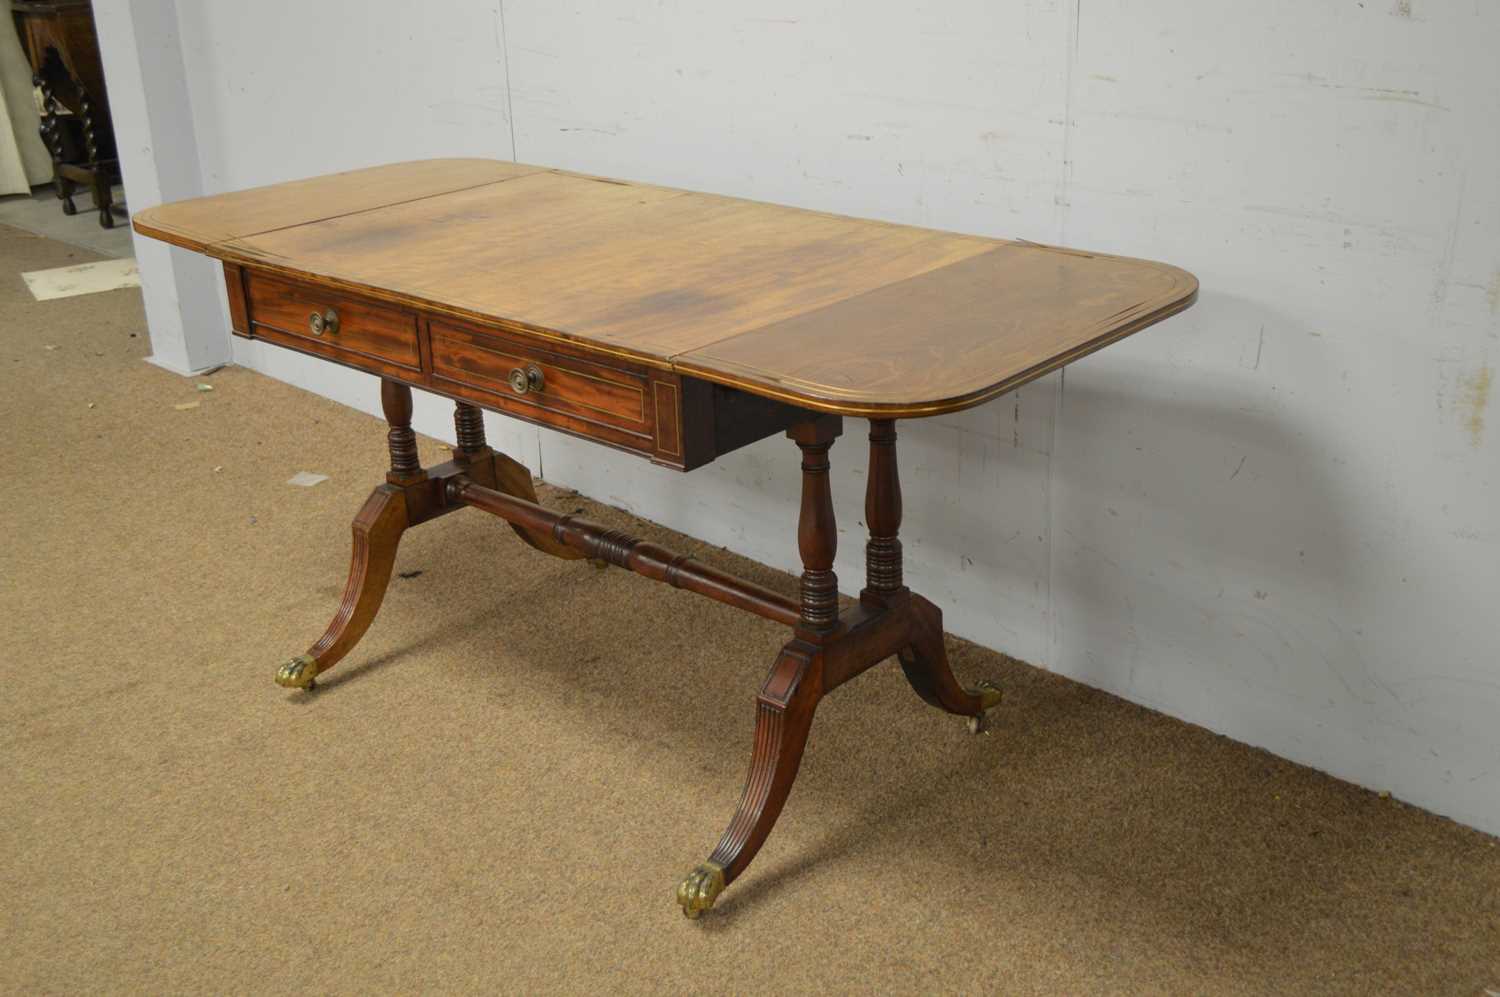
[{"x1": 652, "y1": 381, "x2": 681, "y2": 457}]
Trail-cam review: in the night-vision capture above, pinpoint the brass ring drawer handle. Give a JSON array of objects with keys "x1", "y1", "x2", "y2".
[
  {"x1": 308, "y1": 308, "x2": 340, "y2": 336},
  {"x1": 508, "y1": 364, "x2": 544, "y2": 395}
]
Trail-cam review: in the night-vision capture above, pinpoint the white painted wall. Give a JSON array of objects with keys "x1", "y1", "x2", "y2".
[
  {"x1": 107, "y1": 1, "x2": 1498, "y2": 833},
  {"x1": 95, "y1": 0, "x2": 228, "y2": 375}
]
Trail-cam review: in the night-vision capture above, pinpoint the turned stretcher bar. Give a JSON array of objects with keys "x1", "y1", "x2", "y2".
[{"x1": 447, "y1": 475, "x2": 802, "y2": 629}]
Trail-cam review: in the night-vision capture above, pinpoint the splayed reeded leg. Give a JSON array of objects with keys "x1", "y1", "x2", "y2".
[
  {"x1": 675, "y1": 416, "x2": 1010, "y2": 916},
  {"x1": 679, "y1": 643, "x2": 822, "y2": 917},
  {"x1": 677, "y1": 417, "x2": 841, "y2": 917},
  {"x1": 276, "y1": 380, "x2": 421, "y2": 690},
  {"x1": 275, "y1": 484, "x2": 410, "y2": 690},
  {"x1": 897, "y1": 594, "x2": 1003, "y2": 733},
  {"x1": 862, "y1": 418, "x2": 1002, "y2": 732},
  {"x1": 276, "y1": 388, "x2": 595, "y2": 692},
  {"x1": 454, "y1": 400, "x2": 582, "y2": 561}
]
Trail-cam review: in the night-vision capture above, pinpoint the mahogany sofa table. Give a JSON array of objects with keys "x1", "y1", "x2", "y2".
[{"x1": 134, "y1": 159, "x2": 1197, "y2": 919}]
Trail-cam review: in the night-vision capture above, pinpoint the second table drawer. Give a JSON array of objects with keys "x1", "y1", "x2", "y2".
[{"x1": 429, "y1": 320, "x2": 652, "y2": 436}]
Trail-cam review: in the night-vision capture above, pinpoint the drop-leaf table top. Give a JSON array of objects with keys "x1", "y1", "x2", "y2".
[{"x1": 135, "y1": 158, "x2": 1196, "y2": 419}]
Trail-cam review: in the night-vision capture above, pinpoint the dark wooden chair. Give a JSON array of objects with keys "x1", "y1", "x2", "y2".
[{"x1": 13, "y1": 0, "x2": 120, "y2": 228}]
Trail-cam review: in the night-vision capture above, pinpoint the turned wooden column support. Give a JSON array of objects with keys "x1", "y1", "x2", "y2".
[
  {"x1": 863, "y1": 419, "x2": 903, "y2": 596},
  {"x1": 788, "y1": 417, "x2": 843, "y2": 632},
  {"x1": 381, "y1": 379, "x2": 424, "y2": 484},
  {"x1": 452, "y1": 401, "x2": 488, "y2": 464}
]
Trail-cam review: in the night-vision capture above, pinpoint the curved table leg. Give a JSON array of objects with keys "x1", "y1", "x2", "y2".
[
  {"x1": 450, "y1": 400, "x2": 583, "y2": 562},
  {"x1": 275, "y1": 485, "x2": 410, "y2": 690},
  {"x1": 897, "y1": 593, "x2": 1004, "y2": 733},
  {"x1": 490, "y1": 450, "x2": 584, "y2": 561},
  {"x1": 677, "y1": 644, "x2": 822, "y2": 918}
]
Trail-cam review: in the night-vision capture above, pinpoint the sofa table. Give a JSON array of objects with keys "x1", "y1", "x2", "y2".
[{"x1": 133, "y1": 159, "x2": 1197, "y2": 918}]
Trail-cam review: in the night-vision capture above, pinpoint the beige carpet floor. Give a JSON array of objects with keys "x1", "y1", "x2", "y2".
[{"x1": 2, "y1": 223, "x2": 1497, "y2": 995}]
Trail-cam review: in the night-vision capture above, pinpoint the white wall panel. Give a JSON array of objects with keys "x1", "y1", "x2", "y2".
[{"x1": 1048, "y1": 0, "x2": 1499, "y2": 829}]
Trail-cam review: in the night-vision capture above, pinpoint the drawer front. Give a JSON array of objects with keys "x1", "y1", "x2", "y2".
[
  {"x1": 430, "y1": 320, "x2": 653, "y2": 445},
  {"x1": 244, "y1": 271, "x2": 420, "y2": 373}
]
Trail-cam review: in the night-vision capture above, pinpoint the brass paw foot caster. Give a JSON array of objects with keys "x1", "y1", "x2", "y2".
[
  {"x1": 275, "y1": 654, "x2": 321, "y2": 690},
  {"x1": 676, "y1": 861, "x2": 726, "y2": 919},
  {"x1": 966, "y1": 679, "x2": 1003, "y2": 735}
]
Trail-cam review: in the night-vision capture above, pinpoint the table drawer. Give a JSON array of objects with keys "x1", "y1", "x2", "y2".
[
  {"x1": 243, "y1": 271, "x2": 420, "y2": 373},
  {"x1": 429, "y1": 320, "x2": 652, "y2": 440}
]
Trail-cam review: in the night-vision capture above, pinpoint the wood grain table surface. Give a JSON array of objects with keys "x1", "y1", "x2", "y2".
[{"x1": 135, "y1": 158, "x2": 1197, "y2": 418}]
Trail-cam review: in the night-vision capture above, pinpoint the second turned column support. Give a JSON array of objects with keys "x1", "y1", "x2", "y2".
[
  {"x1": 452, "y1": 401, "x2": 489, "y2": 464},
  {"x1": 381, "y1": 379, "x2": 425, "y2": 485},
  {"x1": 863, "y1": 418, "x2": 903, "y2": 598},
  {"x1": 788, "y1": 417, "x2": 843, "y2": 633}
]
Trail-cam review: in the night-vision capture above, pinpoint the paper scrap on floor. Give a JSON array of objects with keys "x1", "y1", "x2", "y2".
[
  {"x1": 22, "y1": 258, "x2": 141, "y2": 301},
  {"x1": 287, "y1": 472, "x2": 329, "y2": 488}
]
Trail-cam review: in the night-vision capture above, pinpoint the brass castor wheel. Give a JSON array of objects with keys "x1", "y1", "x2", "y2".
[
  {"x1": 275, "y1": 654, "x2": 320, "y2": 690},
  {"x1": 966, "y1": 679, "x2": 1003, "y2": 735},
  {"x1": 676, "y1": 861, "x2": 726, "y2": 919}
]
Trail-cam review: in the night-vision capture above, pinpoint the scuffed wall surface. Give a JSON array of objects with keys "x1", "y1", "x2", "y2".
[{"x1": 159, "y1": 1, "x2": 1497, "y2": 831}]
